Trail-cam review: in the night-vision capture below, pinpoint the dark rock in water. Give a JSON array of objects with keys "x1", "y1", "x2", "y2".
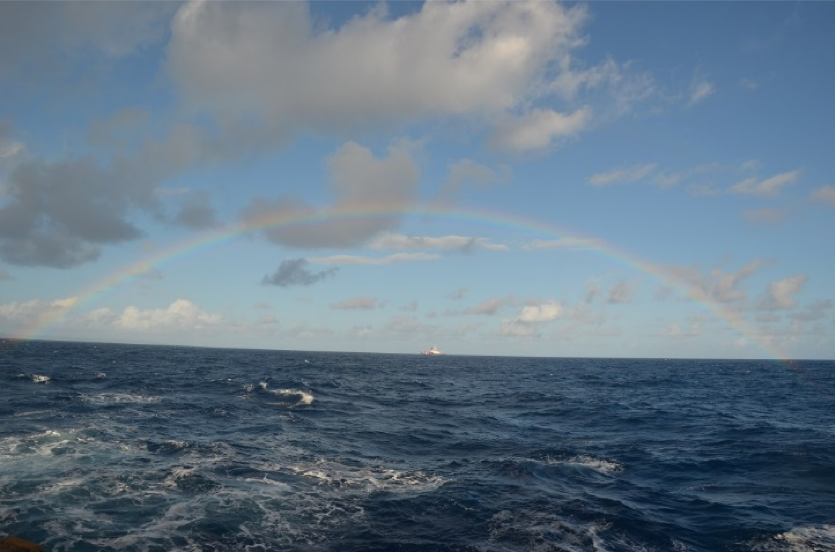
[{"x1": 0, "y1": 537, "x2": 43, "y2": 552}]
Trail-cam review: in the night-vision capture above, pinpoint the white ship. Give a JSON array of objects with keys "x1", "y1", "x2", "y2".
[{"x1": 421, "y1": 346, "x2": 444, "y2": 356}]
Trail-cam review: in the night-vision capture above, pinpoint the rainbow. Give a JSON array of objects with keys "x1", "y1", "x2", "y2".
[{"x1": 11, "y1": 204, "x2": 789, "y2": 361}]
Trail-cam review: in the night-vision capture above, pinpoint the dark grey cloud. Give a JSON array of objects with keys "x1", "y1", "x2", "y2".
[
  {"x1": 0, "y1": 158, "x2": 148, "y2": 268},
  {"x1": 0, "y1": 121, "x2": 230, "y2": 268},
  {"x1": 0, "y1": 2, "x2": 174, "y2": 84},
  {"x1": 262, "y1": 259, "x2": 338, "y2": 287},
  {"x1": 173, "y1": 191, "x2": 218, "y2": 230}
]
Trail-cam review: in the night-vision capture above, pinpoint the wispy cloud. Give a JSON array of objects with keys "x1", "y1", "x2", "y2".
[
  {"x1": 756, "y1": 275, "x2": 808, "y2": 311},
  {"x1": 607, "y1": 280, "x2": 634, "y2": 304},
  {"x1": 310, "y1": 253, "x2": 440, "y2": 266},
  {"x1": 491, "y1": 107, "x2": 592, "y2": 151},
  {"x1": 370, "y1": 232, "x2": 508, "y2": 253},
  {"x1": 330, "y1": 297, "x2": 382, "y2": 310},
  {"x1": 522, "y1": 237, "x2": 604, "y2": 252},
  {"x1": 729, "y1": 169, "x2": 801, "y2": 196},
  {"x1": 588, "y1": 163, "x2": 657, "y2": 186},
  {"x1": 688, "y1": 80, "x2": 716, "y2": 106},
  {"x1": 743, "y1": 208, "x2": 786, "y2": 225},
  {"x1": 811, "y1": 185, "x2": 835, "y2": 208},
  {"x1": 462, "y1": 297, "x2": 516, "y2": 316}
]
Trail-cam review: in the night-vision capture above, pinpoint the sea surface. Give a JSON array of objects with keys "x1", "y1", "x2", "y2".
[{"x1": 1, "y1": 340, "x2": 834, "y2": 552}]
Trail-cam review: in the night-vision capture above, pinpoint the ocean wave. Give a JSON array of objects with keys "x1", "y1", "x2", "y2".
[
  {"x1": 750, "y1": 524, "x2": 835, "y2": 552},
  {"x1": 552, "y1": 454, "x2": 625, "y2": 475},
  {"x1": 287, "y1": 458, "x2": 444, "y2": 495},
  {"x1": 487, "y1": 509, "x2": 658, "y2": 552},
  {"x1": 82, "y1": 393, "x2": 162, "y2": 405},
  {"x1": 255, "y1": 382, "x2": 315, "y2": 406}
]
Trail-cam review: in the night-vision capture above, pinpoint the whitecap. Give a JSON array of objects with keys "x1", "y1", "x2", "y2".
[
  {"x1": 541, "y1": 454, "x2": 624, "y2": 475},
  {"x1": 82, "y1": 393, "x2": 162, "y2": 404},
  {"x1": 256, "y1": 382, "x2": 315, "y2": 406},
  {"x1": 31, "y1": 374, "x2": 51, "y2": 383},
  {"x1": 751, "y1": 524, "x2": 835, "y2": 552},
  {"x1": 287, "y1": 458, "x2": 444, "y2": 494}
]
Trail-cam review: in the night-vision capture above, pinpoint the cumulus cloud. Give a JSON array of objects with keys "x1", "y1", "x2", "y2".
[
  {"x1": 498, "y1": 299, "x2": 563, "y2": 337},
  {"x1": 0, "y1": 120, "x2": 222, "y2": 268},
  {"x1": 262, "y1": 259, "x2": 338, "y2": 287},
  {"x1": 729, "y1": 169, "x2": 801, "y2": 196},
  {"x1": 490, "y1": 107, "x2": 591, "y2": 151},
  {"x1": 0, "y1": 159, "x2": 149, "y2": 267},
  {"x1": 0, "y1": 296, "x2": 79, "y2": 336},
  {"x1": 517, "y1": 300, "x2": 563, "y2": 322},
  {"x1": 242, "y1": 141, "x2": 419, "y2": 248},
  {"x1": 369, "y1": 232, "x2": 508, "y2": 253},
  {"x1": 811, "y1": 185, "x2": 835, "y2": 208},
  {"x1": 114, "y1": 299, "x2": 221, "y2": 331},
  {"x1": 167, "y1": 1, "x2": 588, "y2": 134},
  {"x1": 588, "y1": 163, "x2": 657, "y2": 186},
  {"x1": 757, "y1": 274, "x2": 808, "y2": 311},
  {"x1": 330, "y1": 297, "x2": 382, "y2": 310}
]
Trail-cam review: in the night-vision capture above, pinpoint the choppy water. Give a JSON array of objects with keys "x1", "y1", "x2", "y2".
[{"x1": 1, "y1": 340, "x2": 834, "y2": 551}]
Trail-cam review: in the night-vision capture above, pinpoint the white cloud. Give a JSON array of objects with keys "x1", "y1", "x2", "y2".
[
  {"x1": 309, "y1": 253, "x2": 440, "y2": 266},
  {"x1": 369, "y1": 232, "x2": 508, "y2": 252},
  {"x1": 330, "y1": 297, "x2": 381, "y2": 310},
  {"x1": 0, "y1": 139, "x2": 24, "y2": 161},
  {"x1": 743, "y1": 208, "x2": 785, "y2": 225},
  {"x1": 114, "y1": 299, "x2": 222, "y2": 331},
  {"x1": 168, "y1": 1, "x2": 588, "y2": 133},
  {"x1": 811, "y1": 185, "x2": 835, "y2": 208},
  {"x1": 729, "y1": 169, "x2": 801, "y2": 196},
  {"x1": 243, "y1": 141, "x2": 420, "y2": 248},
  {"x1": 463, "y1": 297, "x2": 516, "y2": 316},
  {"x1": 499, "y1": 319, "x2": 538, "y2": 337},
  {"x1": 522, "y1": 237, "x2": 603, "y2": 251},
  {"x1": 518, "y1": 300, "x2": 563, "y2": 323},
  {"x1": 660, "y1": 259, "x2": 765, "y2": 305},
  {"x1": 588, "y1": 163, "x2": 657, "y2": 186},
  {"x1": 688, "y1": 80, "x2": 715, "y2": 106},
  {"x1": 444, "y1": 159, "x2": 510, "y2": 192},
  {"x1": 757, "y1": 275, "x2": 808, "y2": 311},
  {"x1": 0, "y1": 296, "x2": 79, "y2": 335},
  {"x1": 491, "y1": 107, "x2": 591, "y2": 151},
  {"x1": 497, "y1": 298, "x2": 564, "y2": 337}
]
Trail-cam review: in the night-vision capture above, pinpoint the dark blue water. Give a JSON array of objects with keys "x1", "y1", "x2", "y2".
[{"x1": 2, "y1": 340, "x2": 834, "y2": 552}]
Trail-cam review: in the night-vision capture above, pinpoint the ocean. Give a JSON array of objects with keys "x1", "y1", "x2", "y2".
[{"x1": 1, "y1": 340, "x2": 833, "y2": 552}]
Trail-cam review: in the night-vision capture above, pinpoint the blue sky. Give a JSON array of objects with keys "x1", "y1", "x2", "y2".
[{"x1": 1, "y1": 1, "x2": 833, "y2": 359}]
